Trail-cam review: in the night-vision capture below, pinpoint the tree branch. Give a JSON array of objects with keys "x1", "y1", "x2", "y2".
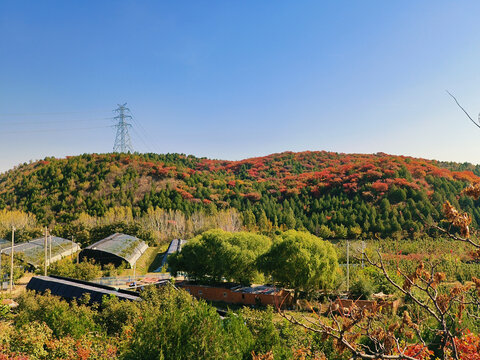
[{"x1": 446, "y1": 90, "x2": 480, "y2": 129}]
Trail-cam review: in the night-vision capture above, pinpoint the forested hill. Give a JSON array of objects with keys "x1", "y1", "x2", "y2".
[{"x1": 1, "y1": 151, "x2": 480, "y2": 239}]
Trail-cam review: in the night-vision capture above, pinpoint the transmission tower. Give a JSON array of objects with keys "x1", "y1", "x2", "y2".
[{"x1": 113, "y1": 103, "x2": 134, "y2": 153}]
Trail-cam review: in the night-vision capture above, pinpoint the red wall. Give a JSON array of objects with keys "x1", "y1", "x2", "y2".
[{"x1": 177, "y1": 283, "x2": 292, "y2": 308}]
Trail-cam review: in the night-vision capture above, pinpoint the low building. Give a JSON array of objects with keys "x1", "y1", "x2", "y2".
[
  {"x1": 177, "y1": 281, "x2": 293, "y2": 308},
  {"x1": 79, "y1": 233, "x2": 148, "y2": 268},
  {"x1": 154, "y1": 238, "x2": 186, "y2": 272},
  {"x1": 1, "y1": 236, "x2": 80, "y2": 268},
  {"x1": 27, "y1": 275, "x2": 141, "y2": 303}
]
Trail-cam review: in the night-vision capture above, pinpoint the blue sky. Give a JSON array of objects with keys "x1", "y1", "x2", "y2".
[{"x1": 1, "y1": 1, "x2": 480, "y2": 172}]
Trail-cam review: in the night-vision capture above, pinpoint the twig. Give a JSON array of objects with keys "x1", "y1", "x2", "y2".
[{"x1": 446, "y1": 90, "x2": 480, "y2": 129}]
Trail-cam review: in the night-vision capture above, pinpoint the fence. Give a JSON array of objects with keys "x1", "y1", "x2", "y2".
[{"x1": 91, "y1": 273, "x2": 171, "y2": 287}]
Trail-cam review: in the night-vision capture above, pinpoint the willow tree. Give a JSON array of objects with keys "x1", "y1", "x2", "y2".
[
  {"x1": 169, "y1": 229, "x2": 271, "y2": 284},
  {"x1": 258, "y1": 230, "x2": 339, "y2": 301}
]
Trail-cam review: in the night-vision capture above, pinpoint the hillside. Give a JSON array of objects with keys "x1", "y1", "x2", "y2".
[{"x1": 1, "y1": 151, "x2": 480, "y2": 240}]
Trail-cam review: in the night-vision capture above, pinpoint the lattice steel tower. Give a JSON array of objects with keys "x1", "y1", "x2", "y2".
[{"x1": 113, "y1": 103, "x2": 134, "y2": 153}]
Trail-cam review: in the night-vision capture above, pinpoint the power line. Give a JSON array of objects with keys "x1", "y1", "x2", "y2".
[
  {"x1": 0, "y1": 125, "x2": 111, "y2": 135},
  {"x1": 0, "y1": 117, "x2": 113, "y2": 126},
  {"x1": 131, "y1": 126, "x2": 154, "y2": 153},
  {"x1": 129, "y1": 115, "x2": 157, "y2": 153},
  {"x1": 0, "y1": 109, "x2": 111, "y2": 117},
  {"x1": 113, "y1": 104, "x2": 134, "y2": 153}
]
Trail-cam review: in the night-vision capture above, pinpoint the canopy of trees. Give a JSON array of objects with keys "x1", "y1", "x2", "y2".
[
  {"x1": 258, "y1": 230, "x2": 338, "y2": 298},
  {"x1": 1, "y1": 151, "x2": 480, "y2": 241},
  {"x1": 2, "y1": 285, "x2": 342, "y2": 360},
  {"x1": 169, "y1": 229, "x2": 272, "y2": 284},
  {"x1": 169, "y1": 229, "x2": 338, "y2": 296}
]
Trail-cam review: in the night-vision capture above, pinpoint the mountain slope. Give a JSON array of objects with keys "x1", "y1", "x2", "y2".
[{"x1": 1, "y1": 151, "x2": 479, "y2": 239}]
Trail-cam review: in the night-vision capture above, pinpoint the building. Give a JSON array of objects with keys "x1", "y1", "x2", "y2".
[
  {"x1": 26, "y1": 275, "x2": 141, "y2": 303},
  {"x1": 1, "y1": 236, "x2": 80, "y2": 268},
  {"x1": 154, "y1": 238, "x2": 186, "y2": 272},
  {"x1": 176, "y1": 281, "x2": 293, "y2": 308},
  {"x1": 79, "y1": 233, "x2": 148, "y2": 268}
]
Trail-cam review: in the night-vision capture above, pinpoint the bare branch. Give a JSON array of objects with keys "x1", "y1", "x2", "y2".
[
  {"x1": 446, "y1": 90, "x2": 480, "y2": 129},
  {"x1": 434, "y1": 224, "x2": 480, "y2": 249}
]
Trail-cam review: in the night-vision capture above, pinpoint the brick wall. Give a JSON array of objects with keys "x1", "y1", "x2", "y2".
[{"x1": 177, "y1": 283, "x2": 292, "y2": 308}]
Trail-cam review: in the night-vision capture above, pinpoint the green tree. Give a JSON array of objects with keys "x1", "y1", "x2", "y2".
[
  {"x1": 284, "y1": 208, "x2": 296, "y2": 229},
  {"x1": 169, "y1": 229, "x2": 271, "y2": 284},
  {"x1": 122, "y1": 285, "x2": 249, "y2": 360},
  {"x1": 316, "y1": 224, "x2": 335, "y2": 239},
  {"x1": 258, "y1": 210, "x2": 272, "y2": 233},
  {"x1": 258, "y1": 230, "x2": 338, "y2": 301}
]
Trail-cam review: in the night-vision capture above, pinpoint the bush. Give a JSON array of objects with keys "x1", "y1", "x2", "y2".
[
  {"x1": 349, "y1": 273, "x2": 374, "y2": 300},
  {"x1": 15, "y1": 291, "x2": 99, "y2": 338},
  {"x1": 47, "y1": 257, "x2": 102, "y2": 280},
  {"x1": 123, "y1": 285, "x2": 245, "y2": 360}
]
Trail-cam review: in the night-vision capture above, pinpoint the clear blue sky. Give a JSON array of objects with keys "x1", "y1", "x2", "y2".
[{"x1": 1, "y1": 1, "x2": 480, "y2": 172}]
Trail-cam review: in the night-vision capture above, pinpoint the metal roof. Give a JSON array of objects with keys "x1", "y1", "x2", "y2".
[
  {"x1": 82, "y1": 233, "x2": 148, "y2": 267},
  {"x1": 0, "y1": 239, "x2": 9, "y2": 251},
  {"x1": 154, "y1": 238, "x2": 186, "y2": 272},
  {"x1": 177, "y1": 281, "x2": 284, "y2": 295},
  {"x1": 2, "y1": 236, "x2": 80, "y2": 267},
  {"x1": 232, "y1": 285, "x2": 282, "y2": 295},
  {"x1": 27, "y1": 275, "x2": 141, "y2": 303}
]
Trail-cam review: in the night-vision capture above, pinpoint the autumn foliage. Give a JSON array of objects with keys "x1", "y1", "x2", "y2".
[{"x1": 1, "y1": 151, "x2": 480, "y2": 242}]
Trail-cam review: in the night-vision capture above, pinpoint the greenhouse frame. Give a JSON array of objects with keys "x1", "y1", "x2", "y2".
[
  {"x1": 0, "y1": 238, "x2": 9, "y2": 251},
  {"x1": 1, "y1": 236, "x2": 80, "y2": 268},
  {"x1": 79, "y1": 233, "x2": 148, "y2": 268}
]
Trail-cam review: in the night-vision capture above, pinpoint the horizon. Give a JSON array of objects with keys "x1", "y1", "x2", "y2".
[
  {"x1": 2, "y1": 1, "x2": 480, "y2": 172},
  {"x1": 2, "y1": 148, "x2": 478, "y2": 174}
]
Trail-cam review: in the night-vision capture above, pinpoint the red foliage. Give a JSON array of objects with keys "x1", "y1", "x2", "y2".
[
  {"x1": 244, "y1": 192, "x2": 262, "y2": 201},
  {"x1": 403, "y1": 343, "x2": 433, "y2": 359},
  {"x1": 365, "y1": 169, "x2": 383, "y2": 179},
  {"x1": 0, "y1": 353, "x2": 30, "y2": 360},
  {"x1": 371, "y1": 181, "x2": 389, "y2": 193},
  {"x1": 142, "y1": 161, "x2": 155, "y2": 168},
  {"x1": 453, "y1": 331, "x2": 480, "y2": 359},
  {"x1": 394, "y1": 178, "x2": 412, "y2": 187},
  {"x1": 175, "y1": 188, "x2": 194, "y2": 199},
  {"x1": 343, "y1": 182, "x2": 358, "y2": 192},
  {"x1": 453, "y1": 170, "x2": 478, "y2": 183}
]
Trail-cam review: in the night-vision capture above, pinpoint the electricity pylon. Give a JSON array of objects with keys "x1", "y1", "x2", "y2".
[{"x1": 113, "y1": 103, "x2": 134, "y2": 153}]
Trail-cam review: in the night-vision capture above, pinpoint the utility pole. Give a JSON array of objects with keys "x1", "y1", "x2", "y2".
[
  {"x1": 346, "y1": 239, "x2": 350, "y2": 293},
  {"x1": 9, "y1": 226, "x2": 15, "y2": 293},
  {"x1": 113, "y1": 103, "x2": 134, "y2": 153},
  {"x1": 133, "y1": 261, "x2": 137, "y2": 284},
  {"x1": 44, "y1": 227, "x2": 48, "y2": 276},
  {"x1": 0, "y1": 247, "x2": 2, "y2": 291},
  {"x1": 49, "y1": 234, "x2": 52, "y2": 265},
  {"x1": 71, "y1": 236, "x2": 75, "y2": 258},
  {"x1": 75, "y1": 235, "x2": 79, "y2": 264}
]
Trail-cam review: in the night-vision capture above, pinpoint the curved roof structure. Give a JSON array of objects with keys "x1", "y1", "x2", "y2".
[
  {"x1": 2, "y1": 236, "x2": 80, "y2": 267},
  {"x1": 79, "y1": 233, "x2": 148, "y2": 268},
  {"x1": 0, "y1": 238, "x2": 8, "y2": 251}
]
